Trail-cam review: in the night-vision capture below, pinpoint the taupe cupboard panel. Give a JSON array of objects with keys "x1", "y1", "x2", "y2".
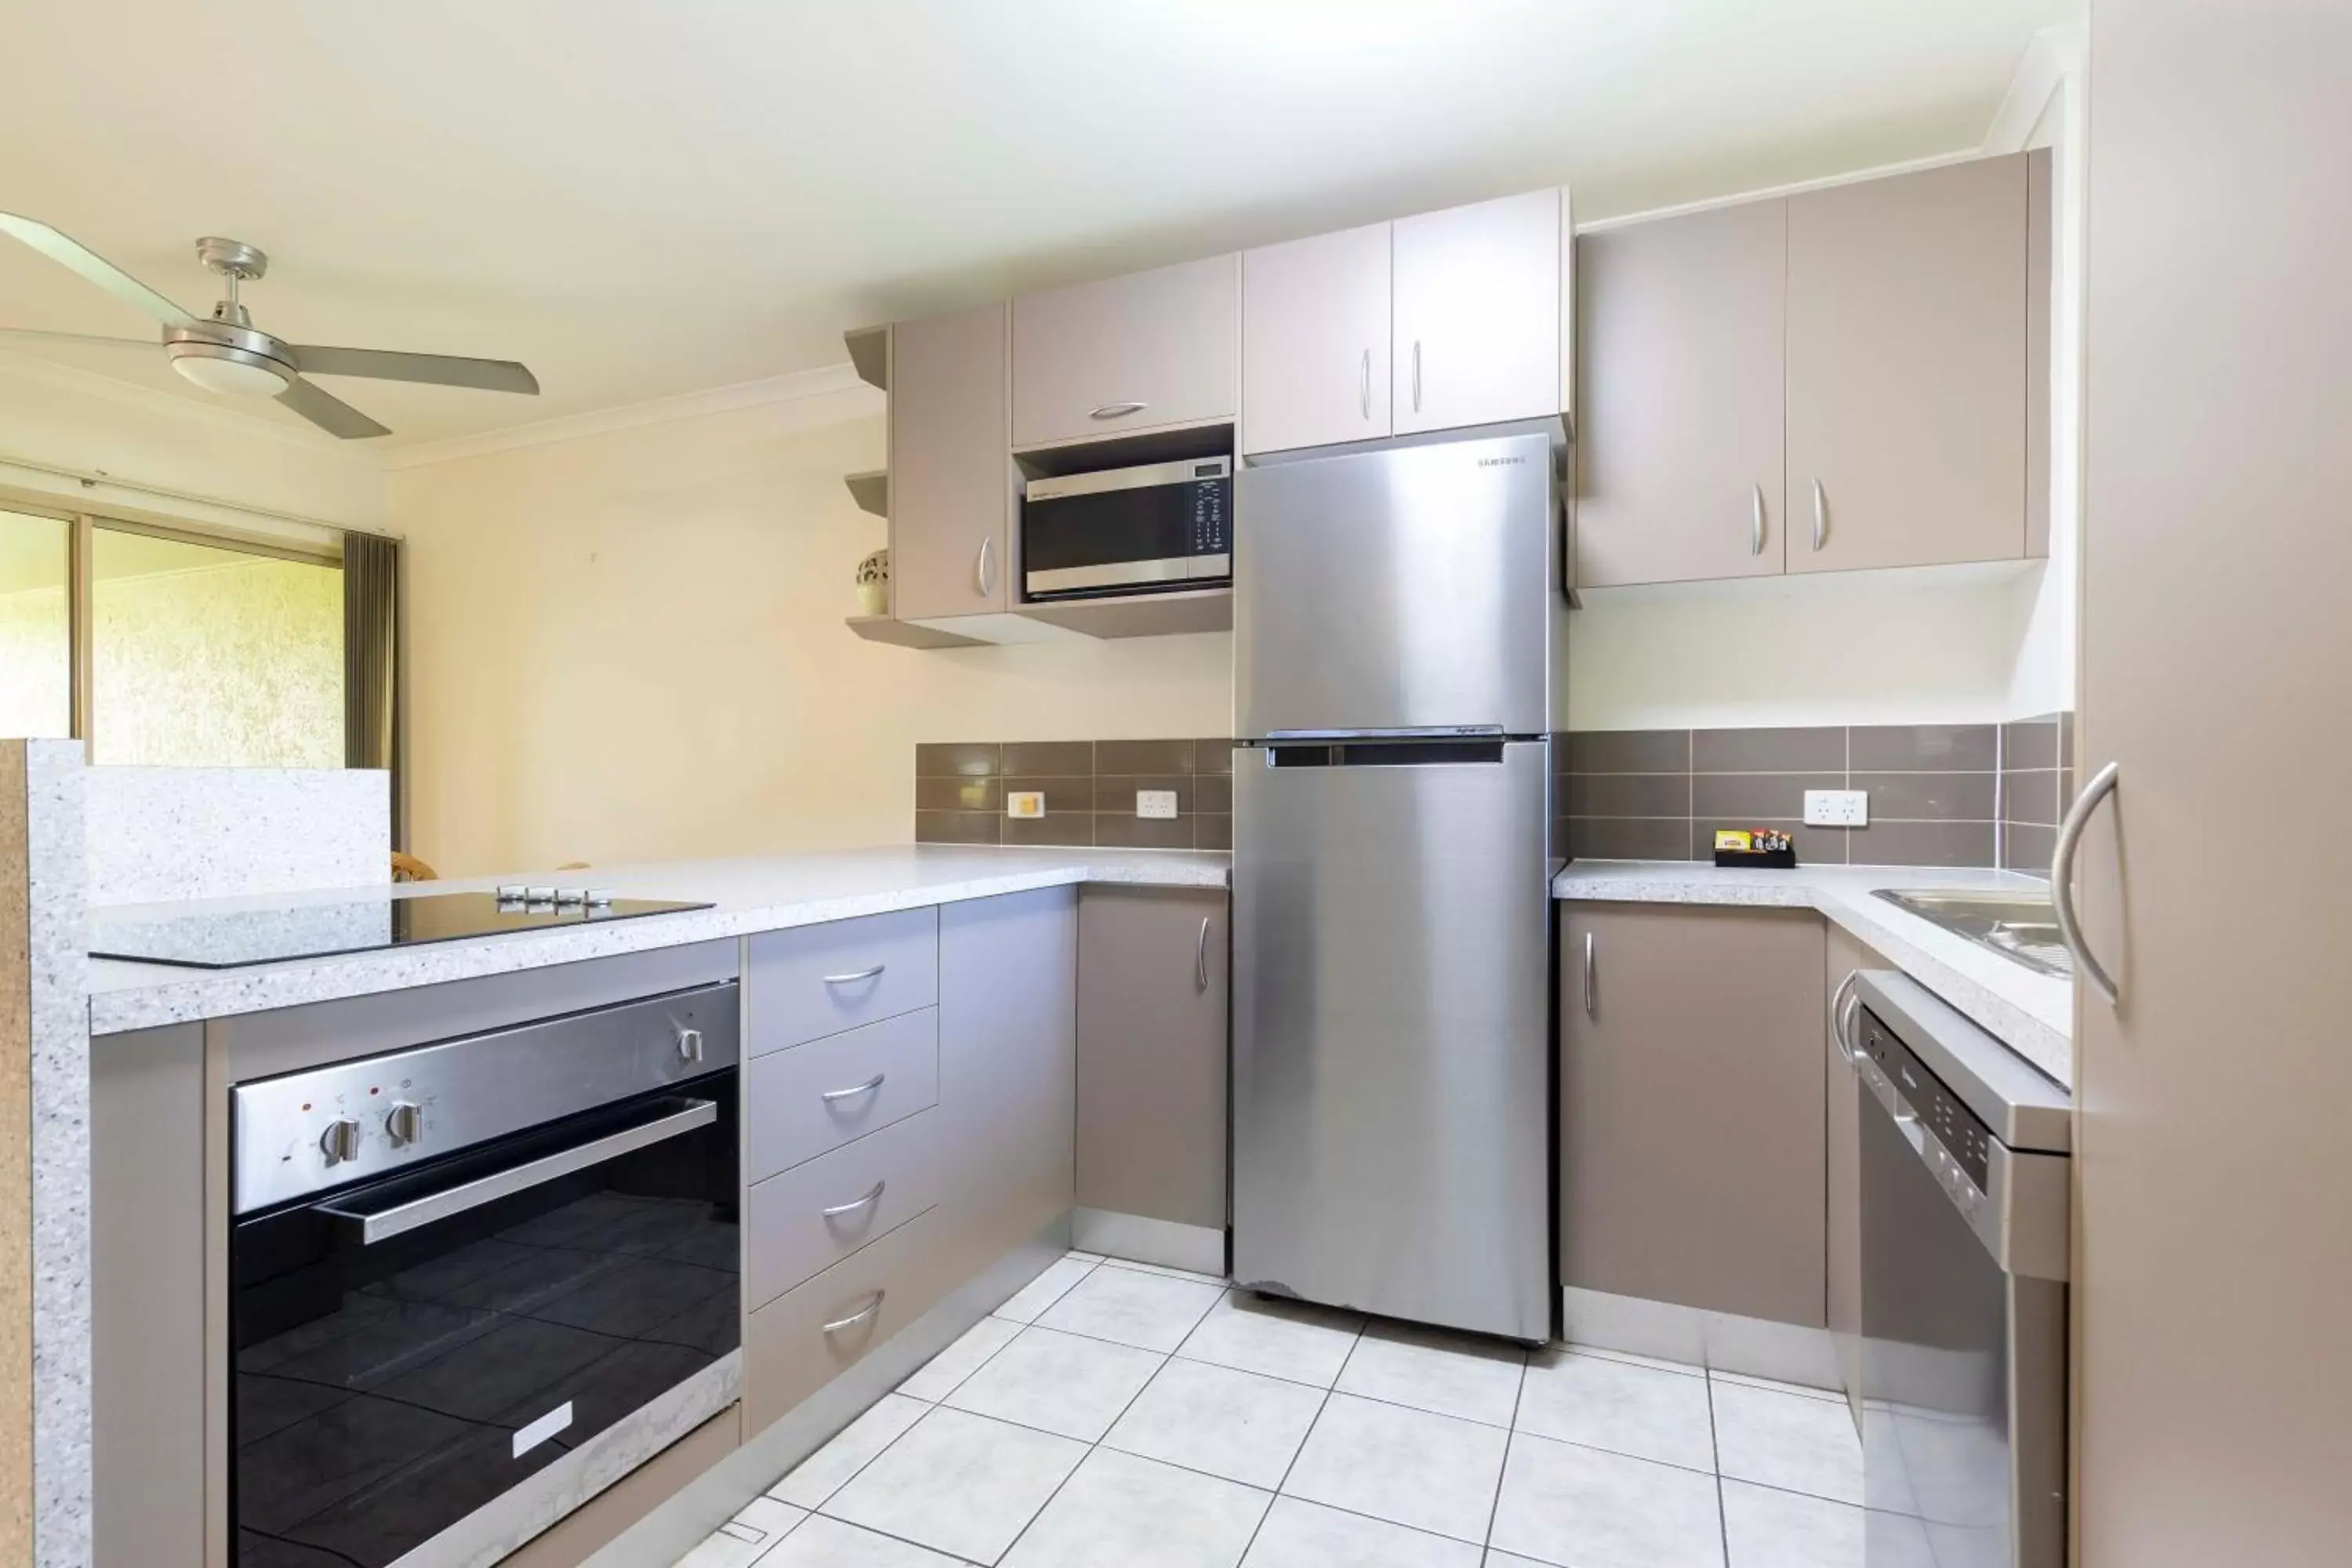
[
  {"x1": 744, "y1": 907, "x2": 938, "y2": 1056},
  {"x1": 1392, "y1": 187, "x2": 1562, "y2": 435},
  {"x1": 1011, "y1": 254, "x2": 1240, "y2": 448},
  {"x1": 891, "y1": 304, "x2": 1011, "y2": 620},
  {"x1": 744, "y1": 1007, "x2": 938, "y2": 1182},
  {"x1": 1241, "y1": 223, "x2": 1392, "y2": 455},
  {"x1": 1076, "y1": 887, "x2": 1229, "y2": 1231},
  {"x1": 744, "y1": 1207, "x2": 949, "y2": 1434},
  {"x1": 1575, "y1": 200, "x2": 1788, "y2": 586},
  {"x1": 1560, "y1": 903, "x2": 1828, "y2": 1327},
  {"x1": 745, "y1": 1105, "x2": 946, "y2": 1312},
  {"x1": 1786, "y1": 154, "x2": 2030, "y2": 572},
  {"x1": 1824, "y1": 924, "x2": 1886, "y2": 1428}
]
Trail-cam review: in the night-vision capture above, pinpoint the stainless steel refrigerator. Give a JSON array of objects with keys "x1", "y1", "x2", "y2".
[{"x1": 1231, "y1": 428, "x2": 1565, "y2": 1344}]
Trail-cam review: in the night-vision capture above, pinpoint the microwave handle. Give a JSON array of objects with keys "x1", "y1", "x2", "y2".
[{"x1": 318, "y1": 1098, "x2": 717, "y2": 1247}]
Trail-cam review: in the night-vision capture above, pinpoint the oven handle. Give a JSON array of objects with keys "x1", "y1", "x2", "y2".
[{"x1": 319, "y1": 1098, "x2": 718, "y2": 1247}]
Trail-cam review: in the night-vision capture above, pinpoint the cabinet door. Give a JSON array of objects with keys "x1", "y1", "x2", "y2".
[
  {"x1": 1824, "y1": 924, "x2": 1885, "y2": 1428},
  {"x1": 1560, "y1": 903, "x2": 1828, "y2": 1326},
  {"x1": 891, "y1": 303, "x2": 1011, "y2": 619},
  {"x1": 936, "y1": 887, "x2": 1079, "y2": 1276},
  {"x1": 1241, "y1": 223, "x2": 1392, "y2": 455},
  {"x1": 1011, "y1": 254, "x2": 1240, "y2": 448},
  {"x1": 1786, "y1": 154, "x2": 2029, "y2": 572},
  {"x1": 1075, "y1": 887, "x2": 1228, "y2": 1232},
  {"x1": 1392, "y1": 187, "x2": 1562, "y2": 435},
  {"x1": 1574, "y1": 200, "x2": 1787, "y2": 586}
]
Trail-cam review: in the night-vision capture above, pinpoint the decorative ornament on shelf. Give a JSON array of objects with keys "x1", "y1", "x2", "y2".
[{"x1": 855, "y1": 548, "x2": 891, "y2": 616}]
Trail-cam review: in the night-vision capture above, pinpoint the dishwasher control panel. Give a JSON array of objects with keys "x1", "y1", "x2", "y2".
[{"x1": 1856, "y1": 1007, "x2": 1994, "y2": 1190}]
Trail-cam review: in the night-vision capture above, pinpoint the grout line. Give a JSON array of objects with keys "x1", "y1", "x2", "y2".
[
  {"x1": 1706, "y1": 1367, "x2": 1731, "y2": 1568},
  {"x1": 989, "y1": 1332, "x2": 1183, "y2": 1567},
  {"x1": 1482, "y1": 1346, "x2": 1534, "y2": 1549}
]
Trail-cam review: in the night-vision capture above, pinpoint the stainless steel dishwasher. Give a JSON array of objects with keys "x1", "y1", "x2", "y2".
[{"x1": 1841, "y1": 971, "x2": 2072, "y2": 1568}]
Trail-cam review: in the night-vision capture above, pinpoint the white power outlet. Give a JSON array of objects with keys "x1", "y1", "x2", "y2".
[
  {"x1": 1804, "y1": 789, "x2": 1869, "y2": 827},
  {"x1": 1135, "y1": 789, "x2": 1179, "y2": 820}
]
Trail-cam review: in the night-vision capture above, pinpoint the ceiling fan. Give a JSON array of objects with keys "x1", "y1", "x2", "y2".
[{"x1": 0, "y1": 212, "x2": 539, "y2": 438}]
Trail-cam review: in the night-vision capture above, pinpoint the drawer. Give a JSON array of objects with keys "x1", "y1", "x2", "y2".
[
  {"x1": 746, "y1": 1007, "x2": 938, "y2": 1182},
  {"x1": 745, "y1": 1105, "x2": 946, "y2": 1312},
  {"x1": 745, "y1": 1206, "x2": 950, "y2": 1435},
  {"x1": 746, "y1": 908, "x2": 938, "y2": 1056}
]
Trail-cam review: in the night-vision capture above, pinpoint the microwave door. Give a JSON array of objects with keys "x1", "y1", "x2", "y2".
[{"x1": 1022, "y1": 458, "x2": 1232, "y2": 599}]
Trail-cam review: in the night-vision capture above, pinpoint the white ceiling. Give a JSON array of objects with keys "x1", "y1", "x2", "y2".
[{"x1": 0, "y1": 0, "x2": 2075, "y2": 451}]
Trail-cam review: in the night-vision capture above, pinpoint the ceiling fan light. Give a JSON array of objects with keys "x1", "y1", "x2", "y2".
[{"x1": 169, "y1": 348, "x2": 292, "y2": 397}]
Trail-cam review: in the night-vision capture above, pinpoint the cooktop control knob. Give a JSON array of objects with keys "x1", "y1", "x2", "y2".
[
  {"x1": 385, "y1": 1101, "x2": 424, "y2": 1147},
  {"x1": 319, "y1": 1116, "x2": 363, "y2": 1165}
]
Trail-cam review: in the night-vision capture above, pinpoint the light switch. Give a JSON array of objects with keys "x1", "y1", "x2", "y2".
[
  {"x1": 1803, "y1": 789, "x2": 1869, "y2": 827},
  {"x1": 1007, "y1": 791, "x2": 1045, "y2": 819},
  {"x1": 1135, "y1": 789, "x2": 1178, "y2": 820}
]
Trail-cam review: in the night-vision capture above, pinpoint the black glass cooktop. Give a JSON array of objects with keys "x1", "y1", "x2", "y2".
[{"x1": 90, "y1": 891, "x2": 715, "y2": 969}]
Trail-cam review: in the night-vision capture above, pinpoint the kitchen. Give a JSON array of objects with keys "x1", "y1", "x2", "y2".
[{"x1": 0, "y1": 4, "x2": 2343, "y2": 1568}]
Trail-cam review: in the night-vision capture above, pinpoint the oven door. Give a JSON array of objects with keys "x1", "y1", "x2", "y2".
[{"x1": 229, "y1": 1073, "x2": 739, "y2": 1568}]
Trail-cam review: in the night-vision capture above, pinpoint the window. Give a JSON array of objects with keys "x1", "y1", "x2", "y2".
[{"x1": 0, "y1": 509, "x2": 72, "y2": 739}]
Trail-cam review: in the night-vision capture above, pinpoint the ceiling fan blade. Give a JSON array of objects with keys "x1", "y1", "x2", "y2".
[
  {"x1": 291, "y1": 344, "x2": 539, "y2": 395},
  {"x1": 0, "y1": 327, "x2": 160, "y2": 351},
  {"x1": 0, "y1": 212, "x2": 199, "y2": 326},
  {"x1": 277, "y1": 376, "x2": 391, "y2": 440}
]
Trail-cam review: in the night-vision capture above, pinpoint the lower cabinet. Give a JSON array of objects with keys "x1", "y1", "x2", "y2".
[
  {"x1": 1075, "y1": 886, "x2": 1229, "y2": 1235},
  {"x1": 1559, "y1": 902, "x2": 1828, "y2": 1327},
  {"x1": 744, "y1": 1207, "x2": 953, "y2": 1433}
]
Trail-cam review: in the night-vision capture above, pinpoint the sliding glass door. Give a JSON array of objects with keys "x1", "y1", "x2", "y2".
[{"x1": 0, "y1": 508, "x2": 72, "y2": 739}]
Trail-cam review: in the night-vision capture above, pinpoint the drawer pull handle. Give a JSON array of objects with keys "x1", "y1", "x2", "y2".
[
  {"x1": 823, "y1": 964, "x2": 886, "y2": 985},
  {"x1": 822, "y1": 1291, "x2": 886, "y2": 1335},
  {"x1": 821, "y1": 1073, "x2": 887, "y2": 1105},
  {"x1": 821, "y1": 1180, "x2": 887, "y2": 1221},
  {"x1": 1089, "y1": 401, "x2": 1149, "y2": 420}
]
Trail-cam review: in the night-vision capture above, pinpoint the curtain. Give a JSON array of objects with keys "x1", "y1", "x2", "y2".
[{"x1": 342, "y1": 532, "x2": 401, "y2": 847}]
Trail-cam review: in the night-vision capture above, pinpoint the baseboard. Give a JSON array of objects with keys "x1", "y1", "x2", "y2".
[
  {"x1": 1073, "y1": 1208, "x2": 1227, "y2": 1276},
  {"x1": 1561, "y1": 1286, "x2": 1842, "y2": 1392},
  {"x1": 582, "y1": 1214, "x2": 1074, "y2": 1567}
]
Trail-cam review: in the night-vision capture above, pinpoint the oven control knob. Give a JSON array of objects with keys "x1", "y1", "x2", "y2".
[
  {"x1": 385, "y1": 1101, "x2": 425, "y2": 1148},
  {"x1": 319, "y1": 1117, "x2": 363, "y2": 1165}
]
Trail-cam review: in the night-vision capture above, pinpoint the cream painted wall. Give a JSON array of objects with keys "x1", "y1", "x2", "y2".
[{"x1": 390, "y1": 387, "x2": 1232, "y2": 877}]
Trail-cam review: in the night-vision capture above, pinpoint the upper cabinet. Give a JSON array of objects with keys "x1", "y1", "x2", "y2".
[
  {"x1": 1241, "y1": 223, "x2": 1393, "y2": 456},
  {"x1": 891, "y1": 303, "x2": 1012, "y2": 622},
  {"x1": 1576, "y1": 198, "x2": 1788, "y2": 586},
  {"x1": 1785, "y1": 154, "x2": 2033, "y2": 573},
  {"x1": 1011, "y1": 254, "x2": 1240, "y2": 449},
  {"x1": 1392, "y1": 187, "x2": 1563, "y2": 436}
]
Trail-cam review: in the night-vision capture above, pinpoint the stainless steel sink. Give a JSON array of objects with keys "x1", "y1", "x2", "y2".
[{"x1": 1872, "y1": 888, "x2": 2072, "y2": 978}]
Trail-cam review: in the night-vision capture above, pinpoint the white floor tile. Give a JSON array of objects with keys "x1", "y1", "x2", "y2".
[
  {"x1": 1104, "y1": 1356, "x2": 1327, "y2": 1489},
  {"x1": 1000, "y1": 1448, "x2": 1269, "y2": 1568},
  {"x1": 761, "y1": 1515, "x2": 969, "y2": 1567},
  {"x1": 1098, "y1": 1258, "x2": 1231, "y2": 1287},
  {"x1": 1178, "y1": 1290, "x2": 1363, "y2": 1388},
  {"x1": 1241, "y1": 1497, "x2": 1482, "y2": 1568},
  {"x1": 1065, "y1": 1250, "x2": 1107, "y2": 1263},
  {"x1": 995, "y1": 1256, "x2": 1100, "y2": 1324},
  {"x1": 898, "y1": 1316, "x2": 1022, "y2": 1403},
  {"x1": 1483, "y1": 1555, "x2": 1548, "y2": 1567},
  {"x1": 1280, "y1": 1392, "x2": 1508, "y2": 1544},
  {"x1": 1515, "y1": 1348, "x2": 1717, "y2": 1472},
  {"x1": 1334, "y1": 1321, "x2": 1526, "y2": 1427},
  {"x1": 822, "y1": 1406, "x2": 1087, "y2": 1564},
  {"x1": 1488, "y1": 1433, "x2": 1724, "y2": 1568},
  {"x1": 771, "y1": 1394, "x2": 929, "y2": 1508},
  {"x1": 1720, "y1": 1479, "x2": 1863, "y2": 1568},
  {"x1": 1563, "y1": 1343, "x2": 1708, "y2": 1379},
  {"x1": 943, "y1": 1323, "x2": 1163, "y2": 1443},
  {"x1": 1036, "y1": 1261, "x2": 1225, "y2": 1353},
  {"x1": 674, "y1": 1495, "x2": 806, "y2": 1566},
  {"x1": 1710, "y1": 1367, "x2": 1846, "y2": 1403},
  {"x1": 1711, "y1": 1381, "x2": 1864, "y2": 1506}
]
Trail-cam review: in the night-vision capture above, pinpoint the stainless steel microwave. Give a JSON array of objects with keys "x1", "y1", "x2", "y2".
[{"x1": 1022, "y1": 456, "x2": 1232, "y2": 600}]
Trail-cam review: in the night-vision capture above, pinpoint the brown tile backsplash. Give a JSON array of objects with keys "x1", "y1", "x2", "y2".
[
  {"x1": 1567, "y1": 729, "x2": 1693, "y2": 775},
  {"x1": 1996, "y1": 713, "x2": 2074, "y2": 874},
  {"x1": 1567, "y1": 773, "x2": 1692, "y2": 818},
  {"x1": 1850, "y1": 771, "x2": 1998, "y2": 822},
  {"x1": 1693, "y1": 725, "x2": 1846, "y2": 773},
  {"x1": 1999, "y1": 717, "x2": 2060, "y2": 772},
  {"x1": 1849, "y1": 724, "x2": 1998, "y2": 772},
  {"x1": 1850, "y1": 819, "x2": 1998, "y2": 869},
  {"x1": 1690, "y1": 771, "x2": 1846, "y2": 821},
  {"x1": 1567, "y1": 817, "x2": 1693, "y2": 861},
  {"x1": 915, "y1": 739, "x2": 1231, "y2": 851},
  {"x1": 1999, "y1": 769, "x2": 2061, "y2": 828}
]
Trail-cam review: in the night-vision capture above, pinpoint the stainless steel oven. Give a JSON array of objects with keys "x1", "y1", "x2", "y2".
[
  {"x1": 1845, "y1": 971, "x2": 2071, "y2": 1568},
  {"x1": 1022, "y1": 456, "x2": 1232, "y2": 599},
  {"x1": 227, "y1": 982, "x2": 740, "y2": 1567}
]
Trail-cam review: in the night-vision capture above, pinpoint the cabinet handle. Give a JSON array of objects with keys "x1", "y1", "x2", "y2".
[
  {"x1": 974, "y1": 536, "x2": 996, "y2": 598},
  {"x1": 1196, "y1": 916, "x2": 1211, "y2": 992},
  {"x1": 1411, "y1": 341, "x2": 1422, "y2": 412},
  {"x1": 820, "y1": 1180, "x2": 887, "y2": 1221},
  {"x1": 1810, "y1": 479, "x2": 1827, "y2": 552},
  {"x1": 820, "y1": 1073, "x2": 887, "y2": 1105},
  {"x1": 1089, "y1": 401, "x2": 1149, "y2": 420},
  {"x1": 1829, "y1": 970, "x2": 1860, "y2": 1062},
  {"x1": 1359, "y1": 349, "x2": 1371, "y2": 420},
  {"x1": 2052, "y1": 760, "x2": 2122, "y2": 1006},
  {"x1": 1581, "y1": 931, "x2": 1597, "y2": 1020},
  {"x1": 1751, "y1": 484, "x2": 1766, "y2": 557},
  {"x1": 822, "y1": 964, "x2": 885, "y2": 985},
  {"x1": 822, "y1": 1291, "x2": 885, "y2": 1335}
]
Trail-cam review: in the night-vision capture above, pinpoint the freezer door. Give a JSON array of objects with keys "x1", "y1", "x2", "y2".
[
  {"x1": 1235, "y1": 431, "x2": 1555, "y2": 739},
  {"x1": 1231, "y1": 739, "x2": 1554, "y2": 1341}
]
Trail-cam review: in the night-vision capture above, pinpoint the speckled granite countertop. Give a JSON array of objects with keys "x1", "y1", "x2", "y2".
[
  {"x1": 88, "y1": 846, "x2": 1229, "y2": 1036},
  {"x1": 1554, "y1": 860, "x2": 2074, "y2": 1087}
]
